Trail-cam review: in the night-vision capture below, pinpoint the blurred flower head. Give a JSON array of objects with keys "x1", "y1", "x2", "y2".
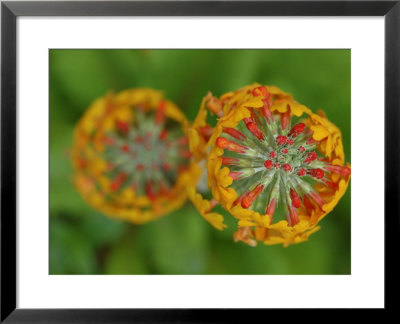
[
  {"x1": 72, "y1": 88, "x2": 200, "y2": 224},
  {"x1": 187, "y1": 84, "x2": 351, "y2": 246}
]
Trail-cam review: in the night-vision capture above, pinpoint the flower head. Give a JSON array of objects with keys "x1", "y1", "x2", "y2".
[
  {"x1": 72, "y1": 88, "x2": 199, "y2": 223},
  {"x1": 188, "y1": 84, "x2": 350, "y2": 246}
]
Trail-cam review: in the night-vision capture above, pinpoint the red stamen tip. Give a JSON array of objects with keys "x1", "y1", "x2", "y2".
[
  {"x1": 306, "y1": 137, "x2": 318, "y2": 145},
  {"x1": 323, "y1": 179, "x2": 339, "y2": 190},
  {"x1": 116, "y1": 120, "x2": 130, "y2": 134},
  {"x1": 288, "y1": 123, "x2": 306, "y2": 137},
  {"x1": 266, "y1": 199, "x2": 277, "y2": 220},
  {"x1": 308, "y1": 151, "x2": 317, "y2": 160},
  {"x1": 221, "y1": 157, "x2": 239, "y2": 166},
  {"x1": 290, "y1": 189, "x2": 302, "y2": 208},
  {"x1": 244, "y1": 118, "x2": 264, "y2": 141},
  {"x1": 307, "y1": 168, "x2": 325, "y2": 179},
  {"x1": 297, "y1": 168, "x2": 306, "y2": 176},
  {"x1": 252, "y1": 86, "x2": 268, "y2": 97},
  {"x1": 282, "y1": 148, "x2": 289, "y2": 154},
  {"x1": 216, "y1": 137, "x2": 248, "y2": 154},
  {"x1": 303, "y1": 195, "x2": 315, "y2": 214},
  {"x1": 343, "y1": 166, "x2": 351, "y2": 176},
  {"x1": 281, "y1": 107, "x2": 291, "y2": 130},
  {"x1": 304, "y1": 151, "x2": 318, "y2": 164},
  {"x1": 223, "y1": 127, "x2": 246, "y2": 141},
  {"x1": 264, "y1": 159, "x2": 274, "y2": 169},
  {"x1": 232, "y1": 195, "x2": 244, "y2": 207},
  {"x1": 252, "y1": 86, "x2": 273, "y2": 123},
  {"x1": 283, "y1": 163, "x2": 292, "y2": 172},
  {"x1": 287, "y1": 139, "x2": 294, "y2": 146},
  {"x1": 262, "y1": 100, "x2": 273, "y2": 124},
  {"x1": 276, "y1": 135, "x2": 287, "y2": 145},
  {"x1": 288, "y1": 206, "x2": 299, "y2": 226},
  {"x1": 324, "y1": 164, "x2": 351, "y2": 177},
  {"x1": 241, "y1": 185, "x2": 264, "y2": 209},
  {"x1": 298, "y1": 146, "x2": 305, "y2": 153},
  {"x1": 121, "y1": 145, "x2": 130, "y2": 152},
  {"x1": 275, "y1": 163, "x2": 281, "y2": 169},
  {"x1": 269, "y1": 151, "x2": 276, "y2": 158}
]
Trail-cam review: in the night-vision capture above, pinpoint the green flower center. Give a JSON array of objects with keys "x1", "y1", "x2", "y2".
[
  {"x1": 101, "y1": 106, "x2": 190, "y2": 199},
  {"x1": 216, "y1": 107, "x2": 349, "y2": 226}
]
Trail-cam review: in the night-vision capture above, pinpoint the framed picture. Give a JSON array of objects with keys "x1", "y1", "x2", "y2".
[{"x1": 1, "y1": 0, "x2": 398, "y2": 321}]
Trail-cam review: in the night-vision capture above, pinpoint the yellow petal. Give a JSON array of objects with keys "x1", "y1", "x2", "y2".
[{"x1": 311, "y1": 125, "x2": 330, "y2": 140}]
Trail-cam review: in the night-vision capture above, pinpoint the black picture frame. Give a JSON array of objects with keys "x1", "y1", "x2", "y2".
[{"x1": 1, "y1": 0, "x2": 398, "y2": 321}]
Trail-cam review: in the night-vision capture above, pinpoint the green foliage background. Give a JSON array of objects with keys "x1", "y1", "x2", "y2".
[{"x1": 50, "y1": 49, "x2": 351, "y2": 275}]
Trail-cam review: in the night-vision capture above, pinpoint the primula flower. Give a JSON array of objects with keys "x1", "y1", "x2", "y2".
[
  {"x1": 72, "y1": 88, "x2": 200, "y2": 224},
  {"x1": 187, "y1": 84, "x2": 350, "y2": 246}
]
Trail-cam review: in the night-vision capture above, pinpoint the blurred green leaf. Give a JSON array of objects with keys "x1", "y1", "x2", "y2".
[
  {"x1": 104, "y1": 227, "x2": 148, "y2": 274},
  {"x1": 80, "y1": 212, "x2": 127, "y2": 247},
  {"x1": 50, "y1": 218, "x2": 98, "y2": 274},
  {"x1": 136, "y1": 204, "x2": 209, "y2": 274}
]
